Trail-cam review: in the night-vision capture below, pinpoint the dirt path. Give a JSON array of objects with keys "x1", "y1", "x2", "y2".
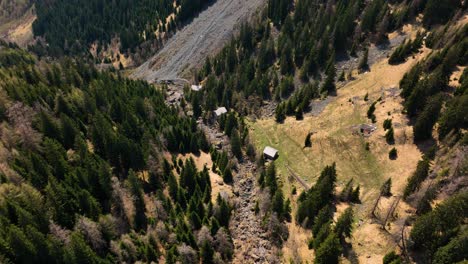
[{"x1": 131, "y1": 0, "x2": 266, "y2": 82}]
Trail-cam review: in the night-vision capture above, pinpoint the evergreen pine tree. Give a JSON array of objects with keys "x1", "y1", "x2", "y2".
[
  {"x1": 304, "y1": 132, "x2": 312, "y2": 148},
  {"x1": 314, "y1": 232, "x2": 342, "y2": 264}
]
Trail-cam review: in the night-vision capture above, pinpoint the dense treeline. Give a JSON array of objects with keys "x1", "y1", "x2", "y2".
[
  {"x1": 396, "y1": 12, "x2": 468, "y2": 263},
  {"x1": 194, "y1": 0, "x2": 465, "y2": 121},
  {"x1": 32, "y1": 0, "x2": 211, "y2": 57},
  {"x1": 297, "y1": 164, "x2": 337, "y2": 228},
  {"x1": 388, "y1": 31, "x2": 425, "y2": 65},
  {"x1": 294, "y1": 164, "x2": 357, "y2": 264},
  {"x1": 257, "y1": 161, "x2": 290, "y2": 242},
  {"x1": 0, "y1": 43, "x2": 233, "y2": 263},
  {"x1": 410, "y1": 192, "x2": 468, "y2": 263},
  {"x1": 0, "y1": 0, "x2": 34, "y2": 25},
  {"x1": 399, "y1": 23, "x2": 467, "y2": 142}
]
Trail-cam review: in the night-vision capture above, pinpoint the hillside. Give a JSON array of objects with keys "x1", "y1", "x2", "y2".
[
  {"x1": 0, "y1": 0, "x2": 466, "y2": 263},
  {"x1": 250, "y1": 46, "x2": 430, "y2": 262},
  {"x1": 183, "y1": 0, "x2": 467, "y2": 263},
  {"x1": 132, "y1": 0, "x2": 267, "y2": 82},
  {"x1": 0, "y1": 42, "x2": 236, "y2": 263},
  {"x1": 0, "y1": 0, "x2": 35, "y2": 46}
]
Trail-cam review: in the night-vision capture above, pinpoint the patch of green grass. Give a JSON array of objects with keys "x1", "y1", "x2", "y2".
[{"x1": 249, "y1": 118, "x2": 385, "y2": 201}]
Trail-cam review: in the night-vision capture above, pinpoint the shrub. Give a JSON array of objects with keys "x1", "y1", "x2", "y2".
[{"x1": 389, "y1": 148, "x2": 397, "y2": 159}]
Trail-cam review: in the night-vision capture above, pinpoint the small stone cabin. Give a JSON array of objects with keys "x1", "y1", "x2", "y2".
[{"x1": 359, "y1": 124, "x2": 376, "y2": 136}]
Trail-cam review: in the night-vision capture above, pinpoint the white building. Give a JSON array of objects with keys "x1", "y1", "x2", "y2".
[
  {"x1": 191, "y1": 84, "x2": 203, "y2": 91},
  {"x1": 214, "y1": 107, "x2": 228, "y2": 117},
  {"x1": 263, "y1": 146, "x2": 279, "y2": 160}
]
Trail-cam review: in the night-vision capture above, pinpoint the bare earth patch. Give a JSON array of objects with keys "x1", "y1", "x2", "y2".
[
  {"x1": 175, "y1": 152, "x2": 233, "y2": 203},
  {"x1": 0, "y1": 7, "x2": 35, "y2": 47}
]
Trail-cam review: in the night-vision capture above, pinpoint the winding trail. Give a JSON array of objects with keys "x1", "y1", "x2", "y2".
[{"x1": 132, "y1": 0, "x2": 266, "y2": 82}]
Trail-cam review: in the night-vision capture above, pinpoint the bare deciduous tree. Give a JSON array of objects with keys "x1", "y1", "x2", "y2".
[
  {"x1": 196, "y1": 225, "x2": 213, "y2": 246},
  {"x1": 6, "y1": 102, "x2": 41, "y2": 150},
  {"x1": 75, "y1": 216, "x2": 106, "y2": 251},
  {"x1": 155, "y1": 221, "x2": 169, "y2": 243},
  {"x1": 177, "y1": 243, "x2": 198, "y2": 263},
  {"x1": 49, "y1": 221, "x2": 71, "y2": 245},
  {"x1": 214, "y1": 227, "x2": 234, "y2": 260}
]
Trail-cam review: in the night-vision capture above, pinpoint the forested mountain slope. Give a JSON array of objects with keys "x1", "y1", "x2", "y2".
[
  {"x1": 0, "y1": 42, "x2": 235, "y2": 263},
  {"x1": 182, "y1": 0, "x2": 467, "y2": 262},
  {"x1": 0, "y1": 0, "x2": 35, "y2": 46},
  {"x1": 30, "y1": 0, "x2": 212, "y2": 63},
  {"x1": 0, "y1": 0, "x2": 34, "y2": 26},
  {"x1": 132, "y1": 0, "x2": 267, "y2": 82},
  {"x1": 0, "y1": 0, "x2": 466, "y2": 263}
]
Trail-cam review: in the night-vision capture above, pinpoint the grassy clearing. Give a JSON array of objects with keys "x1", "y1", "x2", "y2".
[{"x1": 249, "y1": 50, "x2": 430, "y2": 262}]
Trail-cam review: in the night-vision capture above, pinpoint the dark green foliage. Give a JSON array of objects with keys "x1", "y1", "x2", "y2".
[
  {"x1": 438, "y1": 92, "x2": 468, "y2": 140},
  {"x1": 404, "y1": 66, "x2": 448, "y2": 117},
  {"x1": 396, "y1": 32, "x2": 467, "y2": 259},
  {"x1": 389, "y1": 32, "x2": 425, "y2": 65},
  {"x1": 432, "y1": 232, "x2": 468, "y2": 264},
  {"x1": 389, "y1": 147, "x2": 398, "y2": 160},
  {"x1": 322, "y1": 58, "x2": 337, "y2": 94},
  {"x1": 259, "y1": 161, "x2": 290, "y2": 220},
  {"x1": 335, "y1": 207, "x2": 354, "y2": 241},
  {"x1": 277, "y1": 82, "x2": 318, "y2": 122},
  {"x1": 361, "y1": 0, "x2": 385, "y2": 33},
  {"x1": 230, "y1": 129, "x2": 243, "y2": 160},
  {"x1": 403, "y1": 158, "x2": 430, "y2": 199},
  {"x1": 413, "y1": 95, "x2": 444, "y2": 141},
  {"x1": 385, "y1": 127, "x2": 395, "y2": 144},
  {"x1": 215, "y1": 194, "x2": 231, "y2": 228},
  {"x1": 383, "y1": 119, "x2": 392, "y2": 131},
  {"x1": 200, "y1": 240, "x2": 214, "y2": 264},
  {"x1": 304, "y1": 132, "x2": 312, "y2": 148},
  {"x1": 265, "y1": 162, "x2": 278, "y2": 195},
  {"x1": 416, "y1": 186, "x2": 437, "y2": 215},
  {"x1": 272, "y1": 191, "x2": 285, "y2": 217},
  {"x1": 268, "y1": 0, "x2": 292, "y2": 26},
  {"x1": 64, "y1": 232, "x2": 102, "y2": 263},
  {"x1": 314, "y1": 232, "x2": 342, "y2": 264},
  {"x1": 383, "y1": 251, "x2": 402, "y2": 264},
  {"x1": 367, "y1": 101, "x2": 377, "y2": 122},
  {"x1": 312, "y1": 205, "x2": 333, "y2": 236},
  {"x1": 275, "y1": 103, "x2": 286, "y2": 123},
  {"x1": 223, "y1": 166, "x2": 233, "y2": 184},
  {"x1": 423, "y1": 0, "x2": 461, "y2": 27},
  {"x1": 128, "y1": 170, "x2": 147, "y2": 231},
  {"x1": 195, "y1": 0, "x2": 418, "y2": 118},
  {"x1": 410, "y1": 192, "x2": 468, "y2": 260},
  {"x1": 33, "y1": 0, "x2": 210, "y2": 56},
  {"x1": 296, "y1": 164, "x2": 337, "y2": 228},
  {"x1": 0, "y1": 45, "x2": 233, "y2": 263},
  {"x1": 310, "y1": 221, "x2": 332, "y2": 250}
]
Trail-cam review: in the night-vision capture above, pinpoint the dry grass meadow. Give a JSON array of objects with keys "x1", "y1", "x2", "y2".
[{"x1": 249, "y1": 48, "x2": 432, "y2": 262}]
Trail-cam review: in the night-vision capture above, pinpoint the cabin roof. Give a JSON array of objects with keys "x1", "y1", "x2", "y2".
[
  {"x1": 191, "y1": 84, "x2": 203, "y2": 91},
  {"x1": 263, "y1": 146, "x2": 278, "y2": 158},
  {"x1": 214, "y1": 107, "x2": 228, "y2": 116}
]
